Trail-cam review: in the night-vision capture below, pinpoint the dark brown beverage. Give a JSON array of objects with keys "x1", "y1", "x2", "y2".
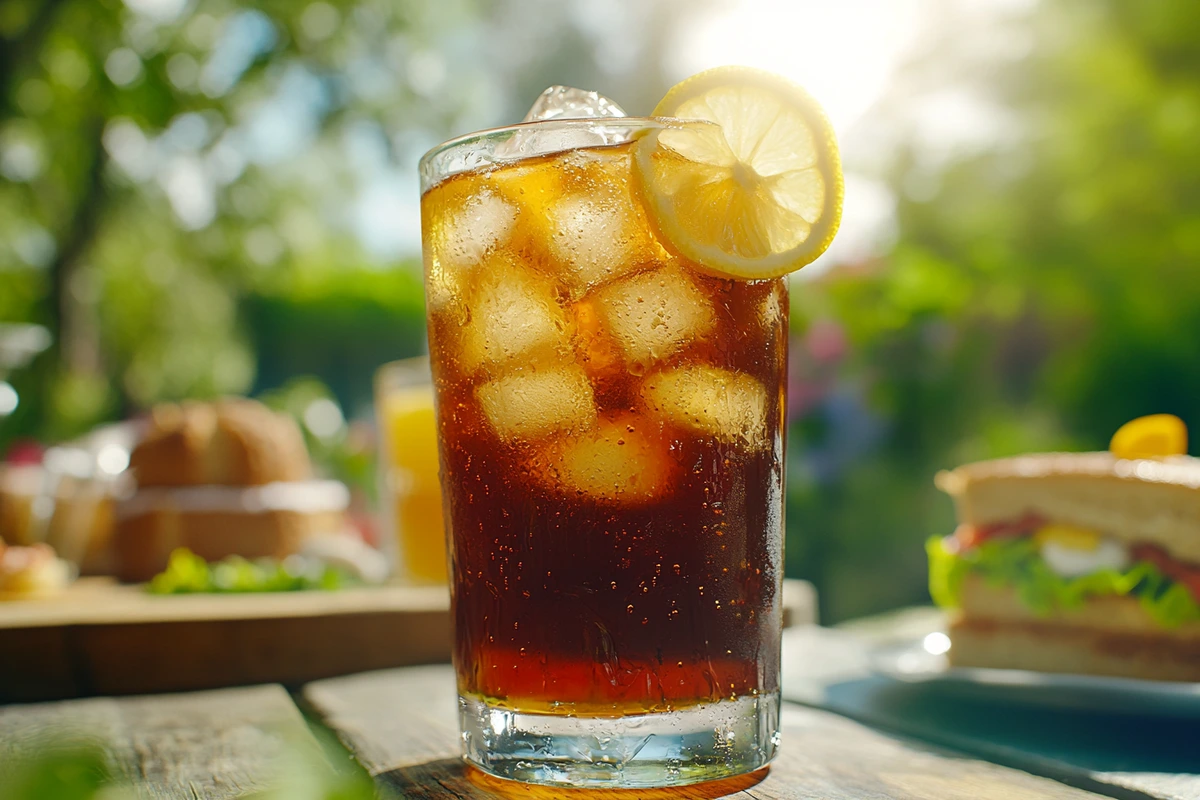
[{"x1": 423, "y1": 140, "x2": 787, "y2": 717}]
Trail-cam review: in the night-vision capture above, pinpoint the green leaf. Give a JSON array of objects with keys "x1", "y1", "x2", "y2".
[
  {"x1": 926, "y1": 535, "x2": 968, "y2": 609},
  {"x1": 926, "y1": 535, "x2": 1200, "y2": 628},
  {"x1": 146, "y1": 548, "x2": 354, "y2": 594}
]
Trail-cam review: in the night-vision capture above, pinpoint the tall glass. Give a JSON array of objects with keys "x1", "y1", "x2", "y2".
[
  {"x1": 419, "y1": 118, "x2": 787, "y2": 788},
  {"x1": 374, "y1": 357, "x2": 448, "y2": 584}
]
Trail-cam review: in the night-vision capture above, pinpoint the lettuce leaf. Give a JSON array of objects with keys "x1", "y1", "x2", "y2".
[
  {"x1": 927, "y1": 535, "x2": 1200, "y2": 628},
  {"x1": 147, "y1": 548, "x2": 353, "y2": 594}
]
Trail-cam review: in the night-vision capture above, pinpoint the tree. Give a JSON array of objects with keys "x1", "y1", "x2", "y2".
[
  {"x1": 788, "y1": 0, "x2": 1200, "y2": 620},
  {"x1": 0, "y1": 0, "x2": 698, "y2": 450}
]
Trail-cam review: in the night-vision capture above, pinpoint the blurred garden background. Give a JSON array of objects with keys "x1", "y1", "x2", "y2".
[{"x1": 2, "y1": 0, "x2": 1198, "y2": 621}]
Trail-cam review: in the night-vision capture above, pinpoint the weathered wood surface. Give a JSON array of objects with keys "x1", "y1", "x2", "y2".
[
  {"x1": 783, "y1": 621, "x2": 1200, "y2": 800},
  {"x1": 0, "y1": 578, "x2": 814, "y2": 703},
  {"x1": 305, "y1": 664, "x2": 1107, "y2": 799},
  {"x1": 0, "y1": 684, "x2": 319, "y2": 799},
  {"x1": 0, "y1": 577, "x2": 450, "y2": 629},
  {"x1": 0, "y1": 578, "x2": 814, "y2": 632},
  {"x1": 0, "y1": 577, "x2": 452, "y2": 702}
]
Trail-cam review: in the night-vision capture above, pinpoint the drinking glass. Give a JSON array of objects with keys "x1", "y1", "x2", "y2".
[
  {"x1": 419, "y1": 118, "x2": 787, "y2": 788},
  {"x1": 374, "y1": 357, "x2": 448, "y2": 584}
]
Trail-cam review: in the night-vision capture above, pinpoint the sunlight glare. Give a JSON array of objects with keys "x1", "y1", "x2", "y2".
[{"x1": 667, "y1": 0, "x2": 926, "y2": 135}]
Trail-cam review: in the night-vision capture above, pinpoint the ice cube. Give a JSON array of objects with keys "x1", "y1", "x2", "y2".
[
  {"x1": 761, "y1": 280, "x2": 787, "y2": 334},
  {"x1": 423, "y1": 251, "x2": 462, "y2": 319},
  {"x1": 476, "y1": 366, "x2": 597, "y2": 443},
  {"x1": 641, "y1": 365, "x2": 771, "y2": 451},
  {"x1": 430, "y1": 190, "x2": 517, "y2": 274},
  {"x1": 459, "y1": 254, "x2": 570, "y2": 375},
  {"x1": 494, "y1": 86, "x2": 631, "y2": 160},
  {"x1": 491, "y1": 149, "x2": 658, "y2": 297},
  {"x1": 522, "y1": 86, "x2": 627, "y2": 122},
  {"x1": 544, "y1": 177, "x2": 666, "y2": 295},
  {"x1": 535, "y1": 413, "x2": 674, "y2": 504},
  {"x1": 594, "y1": 265, "x2": 717, "y2": 366},
  {"x1": 425, "y1": 190, "x2": 518, "y2": 325},
  {"x1": 547, "y1": 195, "x2": 637, "y2": 291},
  {"x1": 486, "y1": 158, "x2": 565, "y2": 211},
  {"x1": 570, "y1": 297, "x2": 623, "y2": 381},
  {"x1": 491, "y1": 147, "x2": 619, "y2": 210}
]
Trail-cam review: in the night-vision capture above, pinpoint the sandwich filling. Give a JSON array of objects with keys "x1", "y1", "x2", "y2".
[{"x1": 928, "y1": 516, "x2": 1200, "y2": 628}]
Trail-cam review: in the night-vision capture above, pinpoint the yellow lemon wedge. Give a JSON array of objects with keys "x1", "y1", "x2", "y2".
[
  {"x1": 634, "y1": 66, "x2": 843, "y2": 280},
  {"x1": 1109, "y1": 414, "x2": 1188, "y2": 460}
]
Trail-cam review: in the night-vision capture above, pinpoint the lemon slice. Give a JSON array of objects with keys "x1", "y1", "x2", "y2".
[
  {"x1": 635, "y1": 66, "x2": 843, "y2": 280},
  {"x1": 1110, "y1": 414, "x2": 1188, "y2": 460}
]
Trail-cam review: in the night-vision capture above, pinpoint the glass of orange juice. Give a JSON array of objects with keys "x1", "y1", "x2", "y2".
[{"x1": 374, "y1": 357, "x2": 447, "y2": 584}]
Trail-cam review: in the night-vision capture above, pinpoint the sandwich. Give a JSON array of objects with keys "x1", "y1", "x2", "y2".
[{"x1": 930, "y1": 414, "x2": 1200, "y2": 682}]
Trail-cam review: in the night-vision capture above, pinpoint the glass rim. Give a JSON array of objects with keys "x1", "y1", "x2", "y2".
[
  {"x1": 417, "y1": 116, "x2": 711, "y2": 192},
  {"x1": 419, "y1": 116, "x2": 661, "y2": 168},
  {"x1": 374, "y1": 354, "x2": 432, "y2": 392}
]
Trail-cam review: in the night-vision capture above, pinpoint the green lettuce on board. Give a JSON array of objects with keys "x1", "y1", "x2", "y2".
[{"x1": 146, "y1": 548, "x2": 354, "y2": 595}]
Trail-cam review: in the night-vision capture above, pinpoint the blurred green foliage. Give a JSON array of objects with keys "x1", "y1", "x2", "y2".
[
  {"x1": 786, "y1": 0, "x2": 1200, "y2": 620},
  {"x1": 247, "y1": 266, "x2": 426, "y2": 417},
  {"x1": 0, "y1": 0, "x2": 687, "y2": 452},
  {"x1": 0, "y1": 742, "x2": 113, "y2": 800},
  {"x1": 257, "y1": 375, "x2": 378, "y2": 500},
  {"x1": 3, "y1": 0, "x2": 1199, "y2": 623},
  {"x1": 1, "y1": 0, "x2": 461, "y2": 448},
  {"x1": 0, "y1": 729, "x2": 377, "y2": 799}
]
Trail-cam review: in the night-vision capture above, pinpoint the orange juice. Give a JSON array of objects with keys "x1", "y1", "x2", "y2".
[{"x1": 376, "y1": 364, "x2": 448, "y2": 584}]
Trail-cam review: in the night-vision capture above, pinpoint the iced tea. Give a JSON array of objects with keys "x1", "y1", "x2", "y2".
[{"x1": 422, "y1": 122, "x2": 786, "y2": 786}]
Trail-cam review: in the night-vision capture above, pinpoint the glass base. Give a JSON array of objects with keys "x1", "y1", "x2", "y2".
[{"x1": 458, "y1": 692, "x2": 780, "y2": 789}]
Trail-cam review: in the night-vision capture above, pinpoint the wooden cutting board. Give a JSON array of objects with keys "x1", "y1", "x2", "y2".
[
  {"x1": 0, "y1": 578, "x2": 815, "y2": 703},
  {"x1": 0, "y1": 577, "x2": 452, "y2": 703}
]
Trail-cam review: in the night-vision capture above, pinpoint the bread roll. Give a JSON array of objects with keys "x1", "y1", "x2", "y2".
[
  {"x1": 116, "y1": 398, "x2": 347, "y2": 582},
  {"x1": 113, "y1": 481, "x2": 350, "y2": 582},
  {"x1": 129, "y1": 399, "x2": 311, "y2": 487}
]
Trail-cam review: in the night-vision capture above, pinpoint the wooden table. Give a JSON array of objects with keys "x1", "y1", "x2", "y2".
[
  {"x1": 0, "y1": 578, "x2": 814, "y2": 702},
  {"x1": 2, "y1": 615, "x2": 1197, "y2": 799}
]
